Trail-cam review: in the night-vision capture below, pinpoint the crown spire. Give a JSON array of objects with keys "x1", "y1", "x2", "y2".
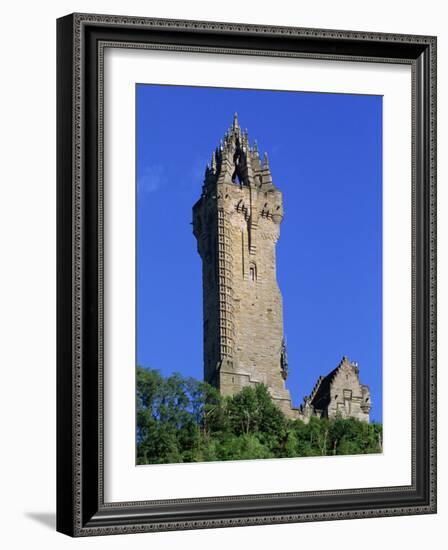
[
  {"x1": 263, "y1": 152, "x2": 269, "y2": 168},
  {"x1": 233, "y1": 112, "x2": 239, "y2": 130}
]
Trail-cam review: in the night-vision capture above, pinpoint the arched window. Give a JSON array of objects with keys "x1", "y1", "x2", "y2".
[{"x1": 249, "y1": 262, "x2": 257, "y2": 282}]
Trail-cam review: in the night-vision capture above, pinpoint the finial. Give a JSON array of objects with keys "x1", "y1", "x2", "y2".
[
  {"x1": 233, "y1": 112, "x2": 239, "y2": 129},
  {"x1": 211, "y1": 150, "x2": 217, "y2": 171},
  {"x1": 253, "y1": 139, "x2": 259, "y2": 153},
  {"x1": 263, "y1": 152, "x2": 269, "y2": 168}
]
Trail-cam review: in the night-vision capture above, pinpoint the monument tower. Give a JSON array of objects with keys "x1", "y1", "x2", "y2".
[{"x1": 193, "y1": 114, "x2": 295, "y2": 417}]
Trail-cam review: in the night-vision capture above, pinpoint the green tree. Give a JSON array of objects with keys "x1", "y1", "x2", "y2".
[{"x1": 136, "y1": 366, "x2": 383, "y2": 464}]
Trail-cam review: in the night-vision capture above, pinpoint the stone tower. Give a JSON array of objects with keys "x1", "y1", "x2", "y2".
[{"x1": 193, "y1": 114, "x2": 295, "y2": 417}]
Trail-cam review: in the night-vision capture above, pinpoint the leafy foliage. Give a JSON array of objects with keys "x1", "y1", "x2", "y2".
[{"x1": 136, "y1": 366, "x2": 382, "y2": 464}]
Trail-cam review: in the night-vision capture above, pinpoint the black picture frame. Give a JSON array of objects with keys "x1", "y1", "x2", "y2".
[{"x1": 57, "y1": 13, "x2": 437, "y2": 537}]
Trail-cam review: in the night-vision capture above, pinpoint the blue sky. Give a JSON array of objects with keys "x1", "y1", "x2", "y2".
[{"x1": 136, "y1": 84, "x2": 383, "y2": 422}]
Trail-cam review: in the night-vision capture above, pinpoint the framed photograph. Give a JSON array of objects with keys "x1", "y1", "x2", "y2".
[{"x1": 56, "y1": 13, "x2": 437, "y2": 536}]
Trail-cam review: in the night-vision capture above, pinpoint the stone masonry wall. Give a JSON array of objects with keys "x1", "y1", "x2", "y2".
[
  {"x1": 217, "y1": 183, "x2": 294, "y2": 416},
  {"x1": 326, "y1": 360, "x2": 371, "y2": 422}
]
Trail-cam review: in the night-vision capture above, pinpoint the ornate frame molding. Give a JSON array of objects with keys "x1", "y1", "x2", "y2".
[{"x1": 57, "y1": 13, "x2": 437, "y2": 537}]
